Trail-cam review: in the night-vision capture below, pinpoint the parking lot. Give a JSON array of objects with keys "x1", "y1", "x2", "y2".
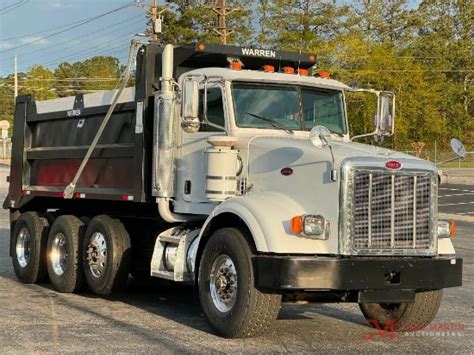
[
  {"x1": 0, "y1": 164, "x2": 473, "y2": 353},
  {"x1": 439, "y1": 184, "x2": 474, "y2": 216}
]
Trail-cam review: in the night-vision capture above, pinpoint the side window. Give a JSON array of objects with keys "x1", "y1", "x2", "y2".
[{"x1": 198, "y1": 87, "x2": 225, "y2": 132}]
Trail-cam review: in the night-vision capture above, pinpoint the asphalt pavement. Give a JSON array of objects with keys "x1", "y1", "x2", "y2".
[
  {"x1": 439, "y1": 184, "x2": 474, "y2": 217},
  {"x1": 0, "y1": 165, "x2": 473, "y2": 353}
]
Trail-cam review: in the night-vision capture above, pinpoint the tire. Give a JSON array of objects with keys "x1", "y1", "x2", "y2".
[
  {"x1": 83, "y1": 215, "x2": 131, "y2": 295},
  {"x1": 198, "y1": 228, "x2": 281, "y2": 338},
  {"x1": 359, "y1": 289, "x2": 443, "y2": 331},
  {"x1": 11, "y1": 212, "x2": 50, "y2": 284},
  {"x1": 46, "y1": 215, "x2": 85, "y2": 293}
]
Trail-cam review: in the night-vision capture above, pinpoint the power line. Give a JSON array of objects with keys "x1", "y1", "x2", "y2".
[
  {"x1": 15, "y1": 17, "x2": 144, "y2": 69},
  {"x1": 0, "y1": 0, "x2": 29, "y2": 15},
  {"x1": 0, "y1": 6, "x2": 140, "y2": 42},
  {"x1": 0, "y1": 2, "x2": 134, "y2": 54}
]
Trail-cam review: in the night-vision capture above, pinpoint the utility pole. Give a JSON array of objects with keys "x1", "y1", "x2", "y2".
[
  {"x1": 134, "y1": 0, "x2": 168, "y2": 42},
  {"x1": 207, "y1": 0, "x2": 242, "y2": 45},
  {"x1": 150, "y1": 0, "x2": 157, "y2": 41},
  {"x1": 14, "y1": 55, "x2": 18, "y2": 103}
]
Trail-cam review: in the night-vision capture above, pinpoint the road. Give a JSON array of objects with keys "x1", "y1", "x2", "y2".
[
  {"x1": 0, "y1": 164, "x2": 473, "y2": 353},
  {"x1": 439, "y1": 184, "x2": 474, "y2": 216}
]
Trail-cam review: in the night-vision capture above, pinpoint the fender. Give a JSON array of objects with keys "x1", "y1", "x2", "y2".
[{"x1": 188, "y1": 191, "x2": 340, "y2": 275}]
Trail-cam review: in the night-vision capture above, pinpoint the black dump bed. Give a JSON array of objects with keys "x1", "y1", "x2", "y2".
[{"x1": 5, "y1": 43, "x2": 316, "y2": 210}]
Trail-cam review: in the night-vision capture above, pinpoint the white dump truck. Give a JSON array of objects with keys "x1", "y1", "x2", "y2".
[{"x1": 5, "y1": 41, "x2": 463, "y2": 338}]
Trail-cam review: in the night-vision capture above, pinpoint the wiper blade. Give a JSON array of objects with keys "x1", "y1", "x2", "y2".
[{"x1": 246, "y1": 112, "x2": 294, "y2": 135}]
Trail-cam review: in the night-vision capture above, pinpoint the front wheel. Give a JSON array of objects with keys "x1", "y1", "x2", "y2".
[
  {"x1": 359, "y1": 289, "x2": 443, "y2": 331},
  {"x1": 198, "y1": 228, "x2": 281, "y2": 338}
]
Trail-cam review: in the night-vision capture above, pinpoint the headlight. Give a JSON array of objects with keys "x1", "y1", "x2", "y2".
[
  {"x1": 291, "y1": 214, "x2": 329, "y2": 240},
  {"x1": 438, "y1": 219, "x2": 456, "y2": 238}
]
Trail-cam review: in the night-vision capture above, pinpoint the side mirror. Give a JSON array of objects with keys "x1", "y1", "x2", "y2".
[
  {"x1": 182, "y1": 79, "x2": 200, "y2": 133},
  {"x1": 376, "y1": 93, "x2": 395, "y2": 139},
  {"x1": 451, "y1": 138, "x2": 466, "y2": 158}
]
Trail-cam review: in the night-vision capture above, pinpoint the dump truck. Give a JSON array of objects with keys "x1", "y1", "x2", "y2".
[{"x1": 4, "y1": 41, "x2": 463, "y2": 338}]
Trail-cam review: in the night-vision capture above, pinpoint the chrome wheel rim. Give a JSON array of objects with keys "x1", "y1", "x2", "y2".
[
  {"x1": 16, "y1": 227, "x2": 32, "y2": 268},
  {"x1": 51, "y1": 233, "x2": 68, "y2": 276},
  {"x1": 209, "y1": 254, "x2": 238, "y2": 313},
  {"x1": 86, "y1": 232, "x2": 107, "y2": 278}
]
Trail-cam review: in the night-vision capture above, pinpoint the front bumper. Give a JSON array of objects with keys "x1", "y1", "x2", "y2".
[{"x1": 253, "y1": 256, "x2": 462, "y2": 291}]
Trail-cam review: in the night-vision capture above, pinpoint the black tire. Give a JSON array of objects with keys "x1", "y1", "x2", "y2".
[
  {"x1": 46, "y1": 215, "x2": 85, "y2": 293},
  {"x1": 198, "y1": 228, "x2": 281, "y2": 338},
  {"x1": 359, "y1": 289, "x2": 443, "y2": 331},
  {"x1": 83, "y1": 215, "x2": 131, "y2": 295},
  {"x1": 11, "y1": 212, "x2": 50, "y2": 284}
]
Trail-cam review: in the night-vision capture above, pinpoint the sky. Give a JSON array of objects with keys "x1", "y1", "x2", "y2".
[
  {"x1": 0, "y1": 0, "x2": 150, "y2": 77},
  {"x1": 0, "y1": 0, "x2": 422, "y2": 78}
]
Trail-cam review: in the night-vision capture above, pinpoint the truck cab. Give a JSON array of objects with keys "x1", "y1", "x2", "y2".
[{"x1": 5, "y1": 42, "x2": 463, "y2": 338}]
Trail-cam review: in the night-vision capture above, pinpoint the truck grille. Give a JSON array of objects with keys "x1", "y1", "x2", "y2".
[{"x1": 351, "y1": 171, "x2": 432, "y2": 251}]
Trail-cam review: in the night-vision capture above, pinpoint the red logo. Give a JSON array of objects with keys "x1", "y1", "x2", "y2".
[
  {"x1": 280, "y1": 167, "x2": 293, "y2": 176},
  {"x1": 385, "y1": 160, "x2": 402, "y2": 170}
]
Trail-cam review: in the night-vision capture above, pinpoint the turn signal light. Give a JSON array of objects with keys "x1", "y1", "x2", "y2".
[
  {"x1": 291, "y1": 216, "x2": 303, "y2": 234},
  {"x1": 449, "y1": 220, "x2": 456, "y2": 238}
]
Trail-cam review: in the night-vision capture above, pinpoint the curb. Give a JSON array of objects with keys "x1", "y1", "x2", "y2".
[{"x1": 439, "y1": 213, "x2": 474, "y2": 223}]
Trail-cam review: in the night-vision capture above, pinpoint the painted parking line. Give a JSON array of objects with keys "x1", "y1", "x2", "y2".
[
  {"x1": 439, "y1": 193, "x2": 474, "y2": 198},
  {"x1": 439, "y1": 188, "x2": 474, "y2": 193},
  {"x1": 438, "y1": 201, "x2": 474, "y2": 207}
]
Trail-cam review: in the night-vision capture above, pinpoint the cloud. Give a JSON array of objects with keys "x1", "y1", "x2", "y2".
[
  {"x1": 49, "y1": 0, "x2": 72, "y2": 9},
  {"x1": 19, "y1": 36, "x2": 49, "y2": 45},
  {"x1": 0, "y1": 42, "x2": 13, "y2": 50}
]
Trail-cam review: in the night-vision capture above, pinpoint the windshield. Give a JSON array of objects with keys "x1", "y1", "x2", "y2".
[{"x1": 232, "y1": 82, "x2": 346, "y2": 134}]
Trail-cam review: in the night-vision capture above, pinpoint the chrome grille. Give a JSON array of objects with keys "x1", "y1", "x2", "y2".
[{"x1": 352, "y1": 171, "x2": 432, "y2": 250}]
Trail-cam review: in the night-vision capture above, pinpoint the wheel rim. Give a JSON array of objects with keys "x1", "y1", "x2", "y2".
[
  {"x1": 16, "y1": 227, "x2": 32, "y2": 268},
  {"x1": 51, "y1": 233, "x2": 68, "y2": 276},
  {"x1": 86, "y1": 232, "x2": 107, "y2": 278},
  {"x1": 209, "y1": 254, "x2": 238, "y2": 313}
]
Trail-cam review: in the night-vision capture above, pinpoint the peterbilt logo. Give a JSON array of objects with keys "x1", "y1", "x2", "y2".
[
  {"x1": 385, "y1": 160, "x2": 402, "y2": 170},
  {"x1": 241, "y1": 48, "x2": 276, "y2": 58}
]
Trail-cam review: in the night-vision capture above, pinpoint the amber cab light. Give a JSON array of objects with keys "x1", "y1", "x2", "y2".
[
  {"x1": 197, "y1": 43, "x2": 206, "y2": 51},
  {"x1": 318, "y1": 70, "x2": 330, "y2": 79},
  {"x1": 282, "y1": 66, "x2": 295, "y2": 74},
  {"x1": 291, "y1": 216, "x2": 303, "y2": 234},
  {"x1": 298, "y1": 68, "x2": 309, "y2": 76},
  {"x1": 263, "y1": 65, "x2": 275, "y2": 72},
  {"x1": 230, "y1": 62, "x2": 242, "y2": 70}
]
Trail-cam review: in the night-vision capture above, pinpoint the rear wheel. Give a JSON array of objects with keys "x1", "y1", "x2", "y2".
[
  {"x1": 46, "y1": 215, "x2": 85, "y2": 293},
  {"x1": 359, "y1": 289, "x2": 443, "y2": 331},
  {"x1": 198, "y1": 228, "x2": 281, "y2": 338},
  {"x1": 83, "y1": 215, "x2": 131, "y2": 295},
  {"x1": 12, "y1": 212, "x2": 50, "y2": 283}
]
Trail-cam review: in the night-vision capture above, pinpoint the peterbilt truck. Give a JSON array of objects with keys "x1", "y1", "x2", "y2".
[{"x1": 4, "y1": 41, "x2": 463, "y2": 338}]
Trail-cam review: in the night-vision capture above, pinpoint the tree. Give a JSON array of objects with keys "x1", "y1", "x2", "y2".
[{"x1": 21, "y1": 65, "x2": 58, "y2": 101}]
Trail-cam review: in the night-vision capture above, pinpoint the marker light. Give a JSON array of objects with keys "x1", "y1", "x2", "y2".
[
  {"x1": 298, "y1": 68, "x2": 309, "y2": 76},
  {"x1": 263, "y1": 65, "x2": 275, "y2": 72},
  {"x1": 231, "y1": 62, "x2": 242, "y2": 70},
  {"x1": 309, "y1": 55, "x2": 316, "y2": 62},
  {"x1": 318, "y1": 70, "x2": 330, "y2": 79},
  {"x1": 282, "y1": 66, "x2": 295, "y2": 74},
  {"x1": 197, "y1": 43, "x2": 206, "y2": 51}
]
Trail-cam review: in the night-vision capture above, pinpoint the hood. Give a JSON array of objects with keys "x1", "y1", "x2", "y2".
[{"x1": 247, "y1": 136, "x2": 436, "y2": 175}]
